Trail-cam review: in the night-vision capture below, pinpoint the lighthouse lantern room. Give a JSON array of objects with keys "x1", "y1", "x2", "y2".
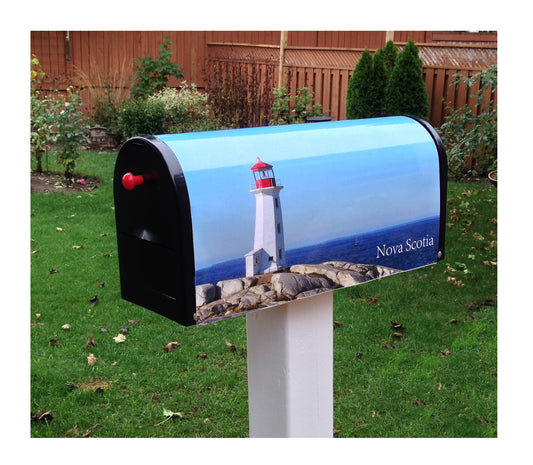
[{"x1": 251, "y1": 157, "x2": 277, "y2": 189}]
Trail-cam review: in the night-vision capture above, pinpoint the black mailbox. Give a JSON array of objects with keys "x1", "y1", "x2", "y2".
[{"x1": 114, "y1": 116, "x2": 447, "y2": 326}]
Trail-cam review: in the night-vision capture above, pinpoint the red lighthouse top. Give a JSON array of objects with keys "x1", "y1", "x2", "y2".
[{"x1": 251, "y1": 157, "x2": 277, "y2": 189}]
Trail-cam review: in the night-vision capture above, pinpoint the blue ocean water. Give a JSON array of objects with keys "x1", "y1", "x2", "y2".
[{"x1": 195, "y1": 217, "x2": 441, "y2": 286}]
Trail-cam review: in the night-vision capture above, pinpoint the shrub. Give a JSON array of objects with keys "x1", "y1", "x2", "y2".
[
  {"x1": 205, "y1": 60, "x2": 274, "y2": 128},
  {"x1": 346, "y1": 49, "x2": 374, "y2": 119},
  {"x1": 31, "y1": 56, "x2": 89, "y2": 177},
  {"x1": 382, "y1": 40, "x2": 398, "y2": 80},
  {"x1": 371, "y1": 49, "x2": 387, "y2": 117},
  {"x1": 439, "y1": 65, "x2": 497, "y2": 179},
  {"x1": 149, "y1": 82, "x2": 216, "y2": 133},
  {"x1": 116, "y1": 97, "x2": 166, "y2": 141},
  {"x1": 31, "y1": 56, "x2": 60, "y2": 173},
  {"x1": 270, "y1": 87, "x2": 325, "y2": 125},
  {"x1": 384, "y1": 40, "x2": 429, "y2": 120},
  {"x1": 293, "y1": 87, "x2": 325, "y2": 123},
  {"x1": 270, "y1": 87, "x2": 292, "y2": 125},
  {"x1": 55, "y1": 85, "x2": 90, "y2": 178},
  {"x1": 130, "y1": 36, "x2": 185, "y2": 99}
]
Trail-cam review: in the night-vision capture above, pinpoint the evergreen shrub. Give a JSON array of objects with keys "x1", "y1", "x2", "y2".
[{"x1": 384, "y1": 40, "x2": 429, "y2": 120}]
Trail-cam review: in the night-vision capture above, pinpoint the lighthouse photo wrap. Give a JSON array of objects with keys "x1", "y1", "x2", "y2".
[{"x1": 156, "y1": 117, "x2": 445, "y2": 326}]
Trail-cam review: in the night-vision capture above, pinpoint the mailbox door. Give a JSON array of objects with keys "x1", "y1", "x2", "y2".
[{"x1": 113, "y1": 136, "x2": 196, "y2": 326}]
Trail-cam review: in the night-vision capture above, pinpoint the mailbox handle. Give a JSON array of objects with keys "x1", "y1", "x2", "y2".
[{"x1": 122, "y1": 172, "x2": 144, "y2": 190}]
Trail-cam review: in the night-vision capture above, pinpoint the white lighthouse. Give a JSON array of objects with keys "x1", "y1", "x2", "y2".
[{"x1": 245, "y1": 157, "x2": 286, "y2": 277}]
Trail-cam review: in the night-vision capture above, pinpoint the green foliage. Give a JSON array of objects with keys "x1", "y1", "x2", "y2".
[
  {"x1": 293, "y1": 87, "x2": 325, "y2": 123},
  {"x1": 346, "y1": 49, "x2": 374, "y2": 119},
  {"x1": 270, "y1": 87, "x2": 292, "y2": 124},
  {"x1": 31, "y1": 55, "x2": 89, "y2": 177},
  {"x1": 270, "y1": 86, "x2": 326, "y2": 125},
  {"x1": 55, "y1": 86, "x2": 90, "y2": 178},
  {"x1": 346, "y1": 40, "x2": 429, "y2": 121},
  {"x1": 382, "y1": 40, "x2": 398, "y2": 79},
  {"x1": 116, "y1": 97, "x2": 166, "y2": 141},
  {"x1": 31, "y1": 56, "x2": 61, "y2": 173},
  {"x1": 370, "y1": 49, "x2": 387, "y2": 117},
  {"x1": 130, "y1": 36, "x2": 185, "y2": 99},
  {"x1": 384, "y1": 40, "x2": 429, "y2": 120},
  {"x1": 148, "y1": 82, "x2": 217, "y2": 133},
  {"x1": 439, "y1": 66, "x2": 497, "y2": 179}
]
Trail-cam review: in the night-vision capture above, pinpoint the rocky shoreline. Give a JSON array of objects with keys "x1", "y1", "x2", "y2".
[{"x1": 194, "y1": 261, "x2": 400, "y2": 325}]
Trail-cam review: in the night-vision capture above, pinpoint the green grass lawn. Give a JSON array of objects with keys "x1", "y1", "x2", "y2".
[{"x1": 30, "y1": 150, "x2": 496, "y2": 438}]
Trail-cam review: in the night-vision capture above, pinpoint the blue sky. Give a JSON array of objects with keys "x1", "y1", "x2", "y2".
[{"x1": 158, "y1": 117, "x2": 442, "y2": 270}]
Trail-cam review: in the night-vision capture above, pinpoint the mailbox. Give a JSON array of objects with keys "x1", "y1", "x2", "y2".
[{"x1": 114, "y1": 116, "x2": 447, "y2": 327}]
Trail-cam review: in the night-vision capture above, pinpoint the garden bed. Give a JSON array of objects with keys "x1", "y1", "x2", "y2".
[{"x1": 31, "y1": 171, "x2": 99, "y2": 194}]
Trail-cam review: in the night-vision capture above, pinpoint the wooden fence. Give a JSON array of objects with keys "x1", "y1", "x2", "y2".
[
  {"x1": 31, "y1": 31, "x2": 497, "y2": 129},
  {"x1": 205, "y1": 42, "x2": 497, "y2": 127}
]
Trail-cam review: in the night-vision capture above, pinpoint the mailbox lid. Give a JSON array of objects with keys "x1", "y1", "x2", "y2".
[{"x1": 113, "y1": 136, "x2": 196, "y2": 326}]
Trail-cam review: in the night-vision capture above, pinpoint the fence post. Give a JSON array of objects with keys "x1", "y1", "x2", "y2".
[{"x1": 278, "y1": 31, "x2": 288, "y2": 89}]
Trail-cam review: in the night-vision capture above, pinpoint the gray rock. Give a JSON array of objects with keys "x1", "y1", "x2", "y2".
[
  {"x1": 291, "y1": 262, "x2": 400, "y2": 288},
  {"x1": 195, "y1": 283, "x2": 218, "y2": 307},
  {"x1": 271, "y1": 272, "x2": 332, "y2": 298},
  {"x1": 217, "y1": 278, "x2": 245, "y2": 300}
]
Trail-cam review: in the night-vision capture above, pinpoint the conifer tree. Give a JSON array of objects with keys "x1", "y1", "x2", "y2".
[
  {"x1": 384, "y1": 40, "x2": 429, "y2": 120},
  {"x1": 346, "y1": 48, "x2": 374, "y2": 119},
  {"x1": 371, "y1": 49, "x2": 387, "y2": 117},
  {"x1": 382, "y1": 40, "x2": 398, "y2": 80}
]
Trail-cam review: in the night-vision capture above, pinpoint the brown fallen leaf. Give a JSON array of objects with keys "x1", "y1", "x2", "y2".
[
  {"x1": 86, "y1": 333, "x2": 97, "y2": 347},
  {"x1": 89, "y1": 295, "x2": 99, "y2": 306},
  {"x1": 392, "y1": 332, "x2": 403, "y2": 339},
  {"x1": 361, "y1": 294, "x2": 380, "y2": 305},
  {"x1": 66, "y1": 423, "x2": 98, "y2": 438},
  {"x1": 50, "y1": 338, "x2": 60, "y2": 346},
  {"x1": 391, "y1": 321, "x2": 404, "y2": 331},
  {"x1": 197, "y1": 353, "x2": 208, "y2": 359},
  {"x1": 441, "y1": 348, "x2": 451, "y2": 357},
  {"x1": 447, "y1": 318, "x2": 458, "y2": 325},
  {"x1": 62, "y1": 324, "x2": 71, "y2": 330},
  {"x1": 32, "y1": 409, "x2": 53, "y2": 422},
  {"x1": 49, "y1": 268, "x2": 59, "y2": 274},
  {"x1": 87, "y1": 353, "x2": 97, "y2": 366},
  {"x1": 163, "y1": 341, "x2": 180, "y2": 352},
  {"x1": 127, "y1": 319, "x2": 140, "y2": 324},
  {"x1": 447, "y1": 277, "x2": 465, "y2": 287},
  {"x1": 333, "y1": 321, "x2": 343, "y2": 327}
]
